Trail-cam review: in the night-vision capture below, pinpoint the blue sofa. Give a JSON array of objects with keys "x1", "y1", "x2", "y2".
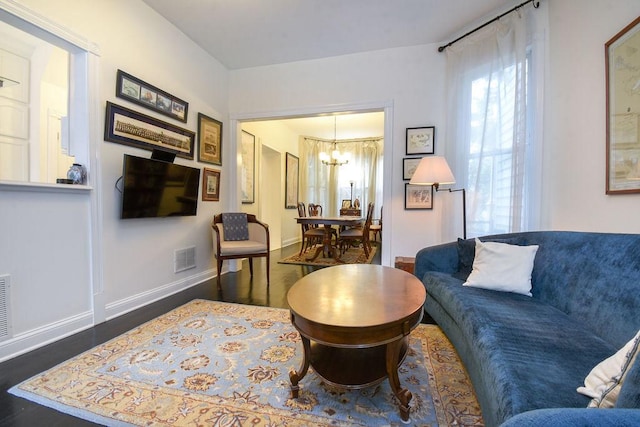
[{"x1": 414, "y1": 231, "x2": 640, "y2": 427}]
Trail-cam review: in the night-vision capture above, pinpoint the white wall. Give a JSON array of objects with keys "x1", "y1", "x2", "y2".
[
  {"x1": 546, "y1": 0, "x2": 640, "y2": 232},
  {"x1": 230, "y1": 45, "x2": 449, "y2": 264},
  {"x1": 0, "y1": 0, "x2": 230, "y2": 361},
  {"x1": 241, "y1": 121, "x2": 303, "y2": 247}
]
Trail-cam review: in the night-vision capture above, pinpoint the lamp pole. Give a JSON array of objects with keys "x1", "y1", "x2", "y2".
[
  {"x1": 349, "y1": 181, "x2": 354, "y2": 207},
  {"x1": 448, "y1": 188, "x2": 467, "y2": 239}
]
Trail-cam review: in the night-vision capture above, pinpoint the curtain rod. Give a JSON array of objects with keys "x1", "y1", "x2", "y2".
[
  {"x1": 438, "y1": 0, "x2": 540, "y2": 53},
  {"x1": 303, "y1": 136, "x2": 383, "y2": 143}
]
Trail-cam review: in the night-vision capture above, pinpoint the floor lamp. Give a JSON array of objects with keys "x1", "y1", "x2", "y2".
[{"x1": 409, "y1": 156, "x2": 467, "y2": 239}]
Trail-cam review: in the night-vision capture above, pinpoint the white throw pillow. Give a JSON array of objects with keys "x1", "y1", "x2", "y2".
[
  {"x1": 462, "y1": 238, "x2": 539, "y2": 296},
  {"x1": 577, "y1": 330, "x2": 640, "y2": 408}
]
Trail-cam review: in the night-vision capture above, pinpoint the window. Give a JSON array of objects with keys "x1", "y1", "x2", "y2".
[
  {"x1": 446, "y1": 8, "x2": 543, "y2": 237},
  {"x1": 466, "y1": 55, "x2": 531, "y2": 235}
]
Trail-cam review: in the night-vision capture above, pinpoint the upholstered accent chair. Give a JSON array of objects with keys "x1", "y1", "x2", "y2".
[{"x1": 211, "y1": 213, "x2": 270, "y2": 290}]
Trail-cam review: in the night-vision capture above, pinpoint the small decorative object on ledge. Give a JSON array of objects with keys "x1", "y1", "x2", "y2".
[{"x1": 67, "y1": 163, "x2": 87, "y2": 184}]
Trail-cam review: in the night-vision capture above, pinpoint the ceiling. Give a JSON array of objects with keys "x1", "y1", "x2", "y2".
[
  {"x1": 143, "y1": 0, "x2": 514, "y2": 70},
  {"x1": 276, "y1": 112, "x2": 386, "y2": 140},
  {"x1": 142, "y1": 0, "x2": 514, "y2": 137}
]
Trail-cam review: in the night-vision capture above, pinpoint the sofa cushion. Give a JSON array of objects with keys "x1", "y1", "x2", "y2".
[
  {"x1": 578, "y1": 330, "x2": 640, "y2": 408},
  {"x1": 453, "y1": 236, "x2": 524, "y2": 280},
  {"x1": 463, "y1": 239, "x2": 538, "y2": 296},
  {"x1": 423, "y1": 273, "x2": 616, "y2": 420}
]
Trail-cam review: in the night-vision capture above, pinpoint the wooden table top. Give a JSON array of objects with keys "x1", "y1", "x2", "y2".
[
  {"x1": 295, "y1": 216, "x2": 362, "y2": 226},
  {"x1": 287, "y1": 264, "x2": 426, "y2": 329}
]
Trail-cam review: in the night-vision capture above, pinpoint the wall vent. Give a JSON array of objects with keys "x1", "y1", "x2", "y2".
[
  {"x1": 0, "y1": 275, "x2": 13, "y2": 342},
  {"x1": 174, "y1": 247, "x2": 196, "y2": 273}
]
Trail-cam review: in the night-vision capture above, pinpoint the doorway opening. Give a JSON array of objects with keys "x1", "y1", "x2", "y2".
[{"x1": 231, "y1": 102, "x2": 392, "y2": 267}]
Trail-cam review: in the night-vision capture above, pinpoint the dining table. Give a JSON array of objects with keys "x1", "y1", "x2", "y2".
[{"x1": 295, "y1": 216, "x2": 362, "y2": 263}]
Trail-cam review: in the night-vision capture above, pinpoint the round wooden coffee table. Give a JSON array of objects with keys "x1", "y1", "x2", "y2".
[{"x1": 287, "y1": 264, "x2": 426, "y2": 422}]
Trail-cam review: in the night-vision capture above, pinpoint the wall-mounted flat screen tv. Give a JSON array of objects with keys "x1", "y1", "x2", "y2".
[{"x1": 120, "y1": 154, "x2": 200, "y2": 219}]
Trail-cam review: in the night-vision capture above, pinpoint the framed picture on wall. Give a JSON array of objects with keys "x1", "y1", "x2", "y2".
[
  {"x1": 606, "y1": 16, "x2": 640, "y2": 194},
  {"x1": 403, "y1": 157, "x2": 423, "y2": 180},
  {"x1": 241, "y1": 130, "x2": 255, "y2": 204},
  {"x1": 405, "y1": 183, "x2": 433, "y2": 210},
  {"x1": 104, "y1": 101, "x2": 195, "y2": 159},
  {"x1": 197, "y1": 113, "x2": 222, "y2": 165},
  {"x1": 116, "y1": 70, "x2": 189, "y2": 123},
  {"x1": 285, "y1": 152, "x2": 299, "y2": 209},
  {"x1": 202, "y1": 168, "x2": 220, "y2": 201},
  {"x1": 406, "y1": 126, "x2": 435, "y2": 155}
]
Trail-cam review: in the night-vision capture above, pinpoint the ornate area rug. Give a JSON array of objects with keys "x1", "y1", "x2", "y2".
[
  {"x1": 279, "y1": 245, "x2": 377, "y2": 266},
  {"x1": 10, "y1": 300, "x2": 482, "y2": 426}
]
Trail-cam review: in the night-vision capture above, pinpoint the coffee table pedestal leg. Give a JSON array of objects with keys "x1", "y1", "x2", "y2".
[
  {"x1": 387, "y1": 339, "x2": 412, "y2": 423},
  {"x1": 289, "y1": 336, "x2": 311, "y2": 398}
]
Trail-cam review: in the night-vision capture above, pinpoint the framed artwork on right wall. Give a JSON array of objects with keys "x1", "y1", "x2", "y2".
[{"x1": 406, "y1": 126, "x2": 435, "y2": 155}]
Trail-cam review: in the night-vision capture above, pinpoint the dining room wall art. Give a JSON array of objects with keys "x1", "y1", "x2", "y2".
[
  {"x1": 116, "y1": 69, "x2": 189, "y2": 123},
  {"x1": 104, "y1": 101, "x2": 195, "y2": 159},
  {"x1": 285, "y1": 152, "x2": 299, "y2": 209},
  {"x1": 197, "y1": 113, "x2": 223, "y2": 165},
  {"x1": 241, "y1": 130, "x2": 255, "y2": 204}
]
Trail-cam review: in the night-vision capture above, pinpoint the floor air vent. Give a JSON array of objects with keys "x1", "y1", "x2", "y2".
[
  {"x1": 0, "y1": 275, "x2": 12, "y2": 341},
  {"x1": 174, "y1": 247, "x2": 196, "y2": 273}
]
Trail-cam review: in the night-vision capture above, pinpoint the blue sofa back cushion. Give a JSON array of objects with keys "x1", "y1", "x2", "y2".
[
  {"x1": 525, "y1": 232, "x2": 640, "y2": 350},
  {"x1": 449, "y1": 231, "x2": 640, "y2": 350}
]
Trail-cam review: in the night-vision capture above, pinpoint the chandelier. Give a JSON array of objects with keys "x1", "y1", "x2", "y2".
[{"x1": 319, "y1": 116, "x2": 349, "y2": 166}]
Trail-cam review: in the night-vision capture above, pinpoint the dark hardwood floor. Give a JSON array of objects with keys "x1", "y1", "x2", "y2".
[{"x1": 0, "y1": 243, "x2": 383, "y2": 426}]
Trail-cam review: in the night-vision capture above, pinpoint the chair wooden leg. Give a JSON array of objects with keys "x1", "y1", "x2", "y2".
[
  {"x1": 266, "y1": 253, "x2": 270, "y2": 287},
  {"x1": 216, "y1": 258, "x2": 223, "y2": 290}
]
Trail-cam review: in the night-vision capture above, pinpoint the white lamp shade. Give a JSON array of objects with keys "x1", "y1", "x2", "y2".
[{"x1": 409, "y1": 156, "x2": 456, "y2": 186}]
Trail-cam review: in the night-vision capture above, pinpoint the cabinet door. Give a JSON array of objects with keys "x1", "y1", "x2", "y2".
[
  {"x1": 0, "y1": 48, "x2": 29, "y2": 103},
  {"x1": 0, "y1": 98, "x2": 28, "y2": 138}
]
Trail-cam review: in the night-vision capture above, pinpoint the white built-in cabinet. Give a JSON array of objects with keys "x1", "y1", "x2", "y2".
[{"x1": 0, "y1": 48, "x2": 29, "y2": 181}]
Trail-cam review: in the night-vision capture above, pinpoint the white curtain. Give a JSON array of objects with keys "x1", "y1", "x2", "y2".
[
  {"x1": 299, "y1": 137, "x2": 382, "y2": 216},
  {"x1": 444, "y1": 4, "x2": 545, "y2": 238}
]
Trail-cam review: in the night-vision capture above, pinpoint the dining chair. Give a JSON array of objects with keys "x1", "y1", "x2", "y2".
[
  {"x1": 338, "y1": 202, "x2": 374, "y2": 257},
  {"x1": 309, "y1": 202, "x2": 338, "y2": 240},
  {"x1": 211, "y1": 213, "x2": 270, "y2": 290},
  {"x1": 298, "y1": 202, "x2": 324, "y2": 255},
  {"x1": 308, "y1": 203, "x2": 323, "y2": 217},
  {"x1": 370, "y1": 205, "x2": 382, "y2": 242}
]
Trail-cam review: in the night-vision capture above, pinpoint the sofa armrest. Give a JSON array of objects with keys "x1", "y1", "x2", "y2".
[
  {"x1": 414, "y1": 241, "x2": 458, "y2": 280},
  {"x1": 500, "y1": 408, "x2": 640, "y2": 427}
]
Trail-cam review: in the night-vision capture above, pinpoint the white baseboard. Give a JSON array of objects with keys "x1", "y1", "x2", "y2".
[
  {"x1": 105, "y1": 269, "x2": 216, "y2": 321},
  {"x1": 282, "y1": 237, "x2": 301, "y2": 248},
  {"x1": 0, "y1": 269, "x2": 218, "y2": 363},
  {"x1": 0, "y1": 310, "x2": 93, "y2": 363}
]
